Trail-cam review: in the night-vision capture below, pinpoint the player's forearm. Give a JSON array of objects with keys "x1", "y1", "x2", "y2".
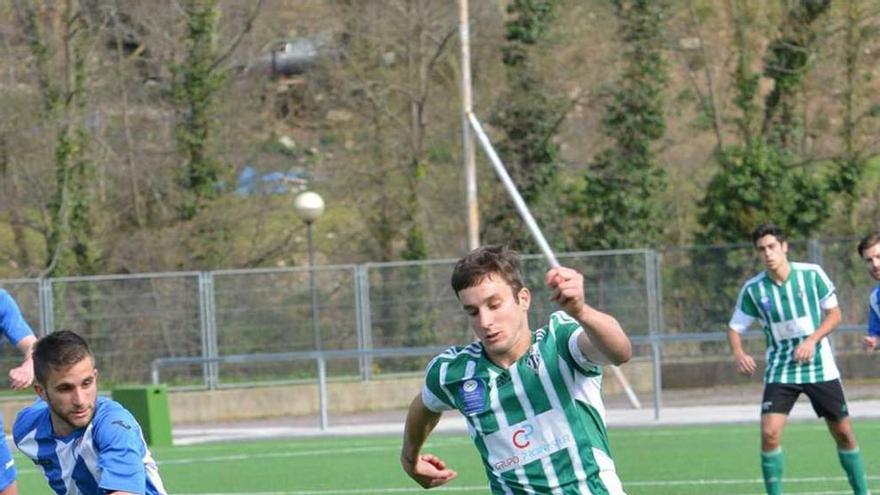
[
  {"x1": 808, "y1": 307, "x2": 842, "y2": 344},
  {"x1": 727, "y1": 329, "x2": 747, "y2": 356},
  {"x1": 401, "y1": 394, "x2": 441, "y2": 468},
  {"x1": 573, "y1": 304, "x2": 631, "y2": 365},
  {"x1": 17, "y1": 335, "x2": 36, "y2": 361}
]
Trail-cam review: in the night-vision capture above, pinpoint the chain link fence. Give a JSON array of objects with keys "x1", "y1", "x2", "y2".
[{"x1": 1, "y1": 238, "x2": 875, "y2": 415}]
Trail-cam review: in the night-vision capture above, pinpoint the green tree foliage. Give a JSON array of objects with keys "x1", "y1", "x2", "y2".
[
  {"x1": 699, "y1": 140, "x2": 829, "y2": 242},
  {"x1": 17, "y1": 0, "x2": 98, "y2": 276},
  {"x1": 170, "y1": 0, "x2": 231, "y2": 221},
  {"x1": 761, "y1": 0, "x2": 831, "y2": 149},
  {"x1": 829, "y1": 0, "x2": 880, "y2": 228},
  {"x1": 565, "y1": 0, "x2": 668, "y2": 250},
  {"x1": 698, "y1": 0, "x2": 831, "y2": 243},
  {"x1": 484, "y1": 0, "x2": 565, "y2": 252}
]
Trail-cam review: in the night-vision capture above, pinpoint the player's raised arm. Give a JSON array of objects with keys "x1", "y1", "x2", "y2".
[
  {"x1": 400, "y1": 394, "x2": 457, "y2": 489},
  {"x1": 545, "y1": 266, "x2": 631, "y2": 366}
]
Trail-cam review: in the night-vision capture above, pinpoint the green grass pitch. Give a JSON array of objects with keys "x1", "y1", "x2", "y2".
[{"x1": 14, "y1": 419, "x2": 880, "y2": 494}]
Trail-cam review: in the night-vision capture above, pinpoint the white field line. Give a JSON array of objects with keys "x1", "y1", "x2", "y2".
[{"x1": 150, "y1": 480, "x2": 879, "y2": 495}]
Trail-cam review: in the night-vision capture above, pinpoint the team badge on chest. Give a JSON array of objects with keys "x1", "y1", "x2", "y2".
[
  {"x1": 526, "y1": 346, "x2": 542, "y2": 374},
  {"x1": 459, "y1": 378, "x2": 487, "y2": 416}
]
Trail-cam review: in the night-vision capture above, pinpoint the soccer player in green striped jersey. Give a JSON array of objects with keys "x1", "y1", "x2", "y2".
[
  {"x1": 400, "y1": 245, "x2": 632, "y2": 494},
  {"x1": 727, "y1": 224, "x2": 868, "y2": 495}
]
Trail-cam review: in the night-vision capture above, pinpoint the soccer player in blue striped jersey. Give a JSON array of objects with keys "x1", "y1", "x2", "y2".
[
  {"x1": 728, "y1": 224, "x2": 868, "y2": 495},
  {"x1": 13, "y1": 331, "x2": 167, "y2": 495},
  {"x1": 858, "y1": 232, "x2": 880, "y2": 353},
  {"x1": 0, "y1": 289, "x2": 38, "y2": 495},
  {"x1": 401, "y1": 245, "x2": 632, "y2": 494}
]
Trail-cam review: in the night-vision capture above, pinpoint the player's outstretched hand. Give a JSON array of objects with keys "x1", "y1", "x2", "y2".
[
  {"x1": 793, "y1": 339, "x2": 816, "y2": 363},
  {"x1": 545, "y1": 266, "x2": 586, "y2": 318},
  {"x1": 8, "y1": 360, "x2": 34, "y2": 390},
  {"x1": 733, "y1": 352, "x2": 757, "y2": 375},
  {"x1": 402, "y1": 453, "x2": 458, "y2": 489},
  {"x1": 863, "y1": 336, "x2": 879, "y2": 352}
]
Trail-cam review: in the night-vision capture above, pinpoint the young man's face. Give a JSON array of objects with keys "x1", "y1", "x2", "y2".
[
  {"x1": 458, "y1": 274, "x2": 531, "y2": 363},
  {"x1": 863, "y1": 242, "x2": 880, "y2": 281},
  {"x1": 35, "y1": 357, "x2": 98, "y2": 437},
  {"x1": 755, "y1": 234, "x2": 788, "y2": 272}
]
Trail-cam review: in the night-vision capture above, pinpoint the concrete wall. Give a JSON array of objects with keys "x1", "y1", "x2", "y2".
[
  {"x1": 167, "y1": 360, "x2": 657, "y2": 424},
  {"x1": 1, "y1": 354, "x2": 872, "y2": 429}
]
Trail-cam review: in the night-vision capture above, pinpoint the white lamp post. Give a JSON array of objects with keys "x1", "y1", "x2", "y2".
[{"x1": 294, "y1": 191, "x2": 325, "y2": 352}]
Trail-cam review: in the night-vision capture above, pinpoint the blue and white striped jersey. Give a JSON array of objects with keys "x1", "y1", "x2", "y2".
[
  {"x1": 13, "y1": 397, "x2": 167, "y2": 495},
  {"x1": 869, "y1": 284, "x2": 880, "y2": 338}
]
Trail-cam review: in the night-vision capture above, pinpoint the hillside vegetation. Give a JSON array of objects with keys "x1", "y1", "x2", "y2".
[{"x1": 1, "y1": 0, "x2": 879, "y2": 278}]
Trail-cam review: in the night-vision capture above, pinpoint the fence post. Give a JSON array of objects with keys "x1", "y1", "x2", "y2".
[
  {"x1": 357, "y1": 264, "x2": 374, "y2": 381},
  {"x1": 646, "y1": 249, "x2": 664, "y2": 420},
  {"x1": 39, "y1": 278, "x2": 53, "y2": 336},
  {"x1": 317, "y1": 354, "x2": 329, "y2": 430},
  {"x1": 199, "y1": 272, "x2": 220, "y2": 390},
  {"x1": 807, "y1": 238, "x2": 822, "y2": 265}
]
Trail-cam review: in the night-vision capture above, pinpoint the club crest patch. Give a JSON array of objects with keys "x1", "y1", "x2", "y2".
[
  {"x1": 760, "y1": 296, "x2": 773, "y2": 312},
  {"x1": 526, "y1": 346, "x2": 542, "y2": 374},
  {"x1": 459, "y1": 378, "x2": 487, "y2": 416}
]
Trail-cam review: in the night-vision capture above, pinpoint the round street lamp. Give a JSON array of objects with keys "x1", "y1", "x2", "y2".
[
  {"x1": 294, "y1": 191, "x2": 325, "y2": 352},
  {"x1": 293, "y1": 191, "x2": 325, "y2": 224},
  {"x1": 294, "y1": 190, "x2": 327, "y2": 429}
]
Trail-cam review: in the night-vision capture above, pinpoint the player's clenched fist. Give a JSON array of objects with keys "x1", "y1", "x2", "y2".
[{"x1": 545, "y1": 266, "x2": 586, "y2": 317}]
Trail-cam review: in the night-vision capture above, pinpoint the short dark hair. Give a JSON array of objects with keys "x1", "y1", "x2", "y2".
[
  {"x1": 858, "y1": 231, "x2": 880, "y2": 257},
  {"x1": 751, "y1": 223, "x2": 787, "y2": 246},
  {"x1": 451, "y1": 245, "x2": 525, "y2": 299},
  {"x1": 33, "y1": 330, "x2": 93, "y2": 385}
]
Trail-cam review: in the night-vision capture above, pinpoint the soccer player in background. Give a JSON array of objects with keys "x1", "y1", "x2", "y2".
[
  {"x1": 858, "y1": 232, "x2": 880, "y2": 353},
  {"x1": 400, "y1": 245, "x2": 632, "y2": 494},
  {"x1": 14, "y1": 330, "x2": 167, "y2": 495},
  {"x1": 0, "y1": 289, "x2": 38, "y2": 495},
  {"x1": 727, "y1": 224, "x2": 868, "y2": 495}
]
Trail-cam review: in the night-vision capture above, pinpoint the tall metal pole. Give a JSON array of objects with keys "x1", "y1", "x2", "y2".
[
  {"x1": 459, "y1": 0, "x2": 479, "y2": 251},
  {"x1": 306, "y1": 221, "x2": 321, "y2": 352}
]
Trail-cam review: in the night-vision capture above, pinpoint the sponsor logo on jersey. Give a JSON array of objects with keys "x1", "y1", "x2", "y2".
[
  {"x1": 459, "y1": 378, "x2": 487, "y2": 416},
  {"x1": 512, "y1": 424, "x2": 534, "y2": 449},
  {"x1": 485, "y1": 409, "x2": 575, "y2": 473}
]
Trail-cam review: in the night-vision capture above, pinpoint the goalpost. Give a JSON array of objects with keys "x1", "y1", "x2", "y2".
[{"x1": 456, "y1": 0, "x2": 641, "y2": 409}]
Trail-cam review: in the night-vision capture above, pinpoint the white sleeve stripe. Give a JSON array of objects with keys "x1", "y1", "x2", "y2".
[
  {"x1": 871, "y1": 289, "x2": 880, "y2": 318},
  {"x1": 421, "y1": 386, "x2": 451, "y2": 412},
  {"x1": 729, "y1": 308, "x2": 755, "y2": 332},
  {"x1": 437, "y1": 361, "x2": 456, "y2": 406},
  {"x1": 568, "y1": 329, "x2": 601, "y2": 370},
  {"x1": 820, "y1": 293, "x2": 838, "y2": 310}
]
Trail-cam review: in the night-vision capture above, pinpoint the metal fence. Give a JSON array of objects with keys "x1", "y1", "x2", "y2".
[{"x1": 1, "y1": 238, "x2": 875, "y2": 413}]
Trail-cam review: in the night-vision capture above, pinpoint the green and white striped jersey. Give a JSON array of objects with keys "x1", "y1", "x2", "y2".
[
  {"x1": 422, "y1": 311, "x2": 625, "y2": 495},
  {"x1": 729, "y1": 262, "x2": 840, "y2": 384}
]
